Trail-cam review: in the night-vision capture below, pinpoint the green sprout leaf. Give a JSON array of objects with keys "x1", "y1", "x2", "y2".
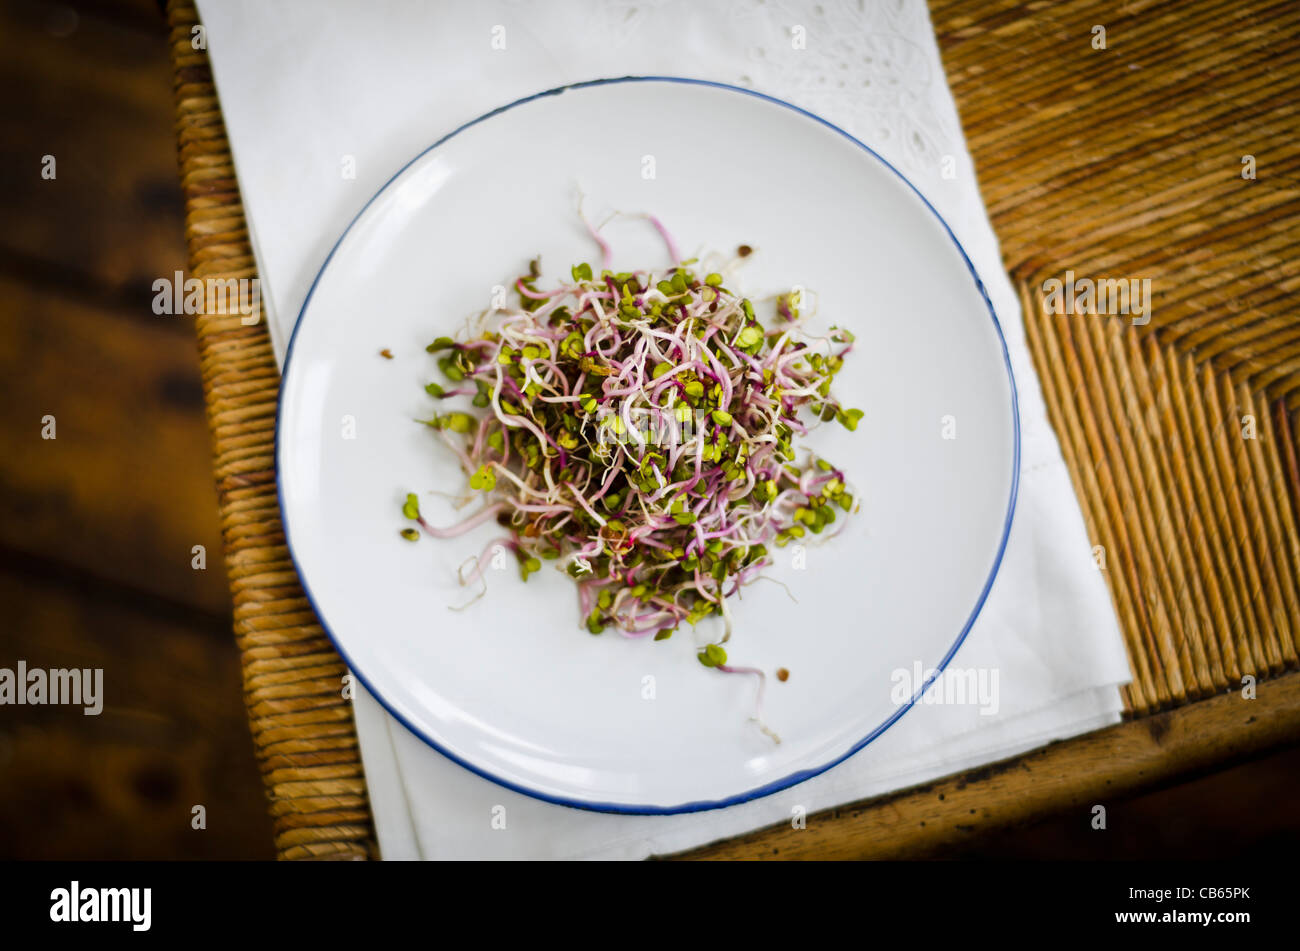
[
  {"x1": 401, "y1": 493, "x2": 420, "y2": 520},
  {"x1": 438, "y1": 355, "x2": 465, "y2": 381},
  {"x1": 839, "y1": 408, "x2": 865, "y2": 432},
  {"x1": 697, "y1": 643, "x2": 728, "y2": 667},
  {"x1": 561, "y1": 332, "x2": 584, "y2": 358},
  {"x1": 468, "y1": 464, "x2": 497, "y2": 491},
  {"x1": 443, "y1": 412, "x2": 473, "y2": 433}
]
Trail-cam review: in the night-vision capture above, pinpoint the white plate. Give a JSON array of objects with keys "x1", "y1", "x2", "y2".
[{"x1": 277, "y1": 78, "x2": 1019, "y2": 813}]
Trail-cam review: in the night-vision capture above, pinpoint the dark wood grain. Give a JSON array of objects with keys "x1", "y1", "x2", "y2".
[
  {"x1": 0, "y1": 273, "x2": 231, "y2": 616},
  {"x1": 0, "y1": 564, "x2": 274, "y2": 859},
  {"x1": 0, "y1": 0, "x2": 270, "y2": 860},
  {"x1": 0, "y1": 0, "x2": 189, "y2": 306},
  {"x1": 947, "y1": 742, "x2": 1300, "y2": 859}
]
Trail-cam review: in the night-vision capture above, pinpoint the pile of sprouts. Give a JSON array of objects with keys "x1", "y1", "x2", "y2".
[{"x1": 400, "y1": 225, "x2": 860, "y2": 739}]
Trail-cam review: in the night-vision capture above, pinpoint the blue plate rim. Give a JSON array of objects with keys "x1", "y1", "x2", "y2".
[{"x1": 274, "y1": 75, "x2": 1022, "y2": 815}]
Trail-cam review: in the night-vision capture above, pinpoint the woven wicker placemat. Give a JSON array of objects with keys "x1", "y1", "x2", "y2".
[
  {"x1": 936, "y1": 0, "x2": 1300, "y2": 717},
  {"x1": 166, "y1": 0, "x2": 1300, "y2": 859}
]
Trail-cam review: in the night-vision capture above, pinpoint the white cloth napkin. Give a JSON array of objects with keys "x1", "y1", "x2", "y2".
[{"x1": 196, "y1": 0, "x2": 1133, "y2": 859}]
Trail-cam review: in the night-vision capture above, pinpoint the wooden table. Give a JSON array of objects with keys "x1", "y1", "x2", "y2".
[{"x1": 164, "y1": 0, "x2": 1300, "y2": 858}]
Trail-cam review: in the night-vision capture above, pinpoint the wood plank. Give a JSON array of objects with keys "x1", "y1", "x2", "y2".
[
  {"x1": 0, "y1": 0, "x2": 188, "y2": 302},
  {"x1": 674, "y1": 673, "x2": 1300, "y2": 859},
  {"x1": 947, "y1": 742, "x2": 1300, "y2": 859},
  {"x1": 69, "y1": 2, "x2": 169, "y2": 31},
  {"x1": 0, "y1": 565, "x2": 273, "y2": 859},
  {"x1": 0, "y1": 273, "x2": 230, "y2": 615}
]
